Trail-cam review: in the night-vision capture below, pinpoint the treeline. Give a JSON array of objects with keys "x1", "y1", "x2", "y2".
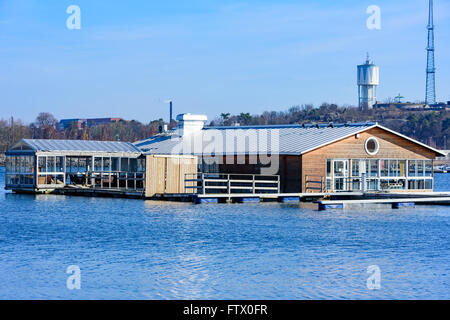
[
  {"x1": 1, "y1": 104, "x2": 449, "y2": 154},
  {"x1": 0, "y1": 112, "x2": 166, "y2": 153},
  {"x1": 211, "y1": 104, "x2": 450, "y2": 149}
]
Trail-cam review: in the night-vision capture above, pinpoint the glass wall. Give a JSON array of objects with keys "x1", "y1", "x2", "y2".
[
  {"x1": 6, "y1": 154, "x2": 144, "y2": 191},
  {"x1": 66, "y1": 156, "x2": 145, "y2": 190},
  {"x1": 5, "y1": 155, "x2": 35, "y2": 187},
  {"x1": 326, "y1": 158, "x2": 433, "y2": 192},
  {"x1": 37, "y1": 156, "x2": 65, "y2": 186}
]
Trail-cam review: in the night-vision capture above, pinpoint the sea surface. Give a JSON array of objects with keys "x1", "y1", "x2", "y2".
[{"x1": 0, "y1": 166, "x2": 449, "y2": 299}]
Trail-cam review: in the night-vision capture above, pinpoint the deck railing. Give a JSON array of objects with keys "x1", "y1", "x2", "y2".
[
  {"x1": 184, "y1": 173, "x2": 280, "y2": 195},
  {"x1": 305, "y1": 175, "x2": 325, "y2": 193}
]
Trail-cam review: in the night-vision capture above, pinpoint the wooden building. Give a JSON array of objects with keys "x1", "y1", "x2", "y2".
[
  {"x1": 136, "y1": 114, "x2": 446, "y2": 194},
  {"x1": 4, "y1": 115, "x2": 445, "y2": 198}
]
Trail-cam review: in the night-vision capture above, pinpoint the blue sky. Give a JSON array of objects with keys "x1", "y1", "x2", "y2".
[{"x1": 0, "y1": 0, "x2": 449, "y2": 123}]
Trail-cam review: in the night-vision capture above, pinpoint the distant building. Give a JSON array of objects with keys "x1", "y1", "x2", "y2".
[
  {"x1": 59, "y1": 118, "x2": 123, "y2": 130},
  {"x1": 373, "y1": 102, "x2": 449, "y2": 110}
]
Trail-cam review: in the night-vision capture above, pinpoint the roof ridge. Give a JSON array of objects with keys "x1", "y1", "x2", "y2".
[{"x1": 205, "y1": 122, "x2": 377, "y2": 130}]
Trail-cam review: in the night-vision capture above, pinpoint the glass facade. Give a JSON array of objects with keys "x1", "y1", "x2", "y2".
[
  {"x1": 5, "y1": 155, "x2": 35, "y2": 186},
  {"x1": 65, "y1": 156, "x2": 145, "y2": 190},
  {"x1": 6, "y1": 154, "x2": 145, "y2": 191},
  {"x1": 326, "y1": 159, "x2": 434, "y2": 192}
]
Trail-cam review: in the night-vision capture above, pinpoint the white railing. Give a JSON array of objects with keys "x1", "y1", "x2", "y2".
[{"x1": 185, "y1": 173, "x2": 280, "y2": 195}]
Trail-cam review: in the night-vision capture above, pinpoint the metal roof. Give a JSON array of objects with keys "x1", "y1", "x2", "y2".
[
  {"x1": 19, "y1": 139, "x2": 141, "y2": 153},
  {"x1": 134, "y1": 123, "x2": 381, "y2": 156}
]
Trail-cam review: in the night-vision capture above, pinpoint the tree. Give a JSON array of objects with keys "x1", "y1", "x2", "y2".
[
  {"x1": 238, "y1": 113, "x2": 252, "y2": 125},
  {"x1": 34, "y1": 112, "x2": 58, "y2": 139}
]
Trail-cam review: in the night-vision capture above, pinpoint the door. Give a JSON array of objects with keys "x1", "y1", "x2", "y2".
[{"x1": 333, "y1": 160, "x2": 349, "y2": 191}]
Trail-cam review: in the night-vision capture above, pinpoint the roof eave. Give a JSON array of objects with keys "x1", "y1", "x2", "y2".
[{"x1": 375, "y1": 124, "x2": 447, "y2": 157}]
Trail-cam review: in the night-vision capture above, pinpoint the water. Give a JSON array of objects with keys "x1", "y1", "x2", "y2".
[{"x1": 0, "y1": 166, "x2": 449, "y2": 299}]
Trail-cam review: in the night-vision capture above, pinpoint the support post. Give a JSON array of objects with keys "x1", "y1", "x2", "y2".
[
  {"x1": 252, "y1": 175, "x2": 256, "y2": 194},
  {"x1": 201, "y1": 173, "x2": 205, "y2": 195}
]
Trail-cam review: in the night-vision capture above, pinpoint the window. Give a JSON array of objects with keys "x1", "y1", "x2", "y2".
[
  {"x1": 366, "y1": 159, "x2": 378, "y2": 177},
  {"x1": 399, "y1": 160, "x2": 406, "y2": 177},
  {"x1": 111, "y1": 158, "x2": 119, "y2": 171},
  {"x1": 381, "y1": 160, "x2": 389, "y2": 177},
  {"x1": 137, "y1": 158, "x2": 145, "y2": 172},
  {"x1": 56, "y1": 157, "x2": 64, "y2": 172},
  {"x1": 94, "y1": 157, "x2": 102, "y2": 172},
  {"x1": 6, "y1": 156, "x2": 11, "y2": 173},
  {"x1": 326, "y1": 160, "x2": 332, "y2": 177},
  {"x1": 408, "y1": 160, "x2": 416, "y2": 177},
  {"x1": 38, "y1": 157, "x2": 46, "y2": 173},
  {"x1": 389, "y1": 160, "x2": 399, "y2": 177},
  {"x1": 120, "y1": 158, "x2": 129, "y2": 172},
  {"x1": 78, "y1": 158, "x2": 88, "y2": 172},
  {"x1": 417, "y1": 160, "x2": 424, "y2": 177},
  {"x1": 103, "y1": 157, "x2": 111, "y2": 172},
  {"x1": 351, "y1": 160, "x2": 360, "y2": 176},
  {"x1": 408, "y1": 178, "x2": 433, "y2": 190},
  {"x1": 129, "y1": 158, "x2": 137, "y2": 172},
  {"x1": 425, "y1": 160, "x2": 433, "y2": 177},
  {"x1": 47, "y1": 157, "x2": 55, "y2": 172},
  {"x1": 365, "y1": 137, "x2": 379, "y2": 155}
]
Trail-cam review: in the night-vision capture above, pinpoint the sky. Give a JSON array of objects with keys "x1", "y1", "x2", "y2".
[{"x1": 0, "y1": 0, "x2": 449, "y2": 124}]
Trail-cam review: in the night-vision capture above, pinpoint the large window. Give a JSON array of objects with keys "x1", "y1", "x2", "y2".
[
  {"x1": 5, "y1": 155, "x2": 35, "y2": 187},
  {"x1": 37, "y1": 156, "x2": 64, "y2": 187},
  {"x1": 331, "y1": 158, "x2": 433, "y2": 192}
]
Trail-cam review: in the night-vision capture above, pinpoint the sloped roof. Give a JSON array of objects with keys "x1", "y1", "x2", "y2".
[
  {"x1": 134, "y1": 123, "x2": 384, "y2": 156},
  {"x1": 14, "y1": 139, "x2": 141, "y2": 153}
]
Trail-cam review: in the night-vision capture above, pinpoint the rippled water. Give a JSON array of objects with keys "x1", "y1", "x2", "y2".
[{"x1": 0, "y1": 166, "x2": 449, "y2": 299}]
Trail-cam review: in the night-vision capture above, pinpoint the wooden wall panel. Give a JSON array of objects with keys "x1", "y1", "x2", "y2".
[
  {"x1": 178, "y1": 157, "x2": 198, "y2": 193},
  {"x1": 145, "y1": 155, "x2": 197, "y2": 197}
]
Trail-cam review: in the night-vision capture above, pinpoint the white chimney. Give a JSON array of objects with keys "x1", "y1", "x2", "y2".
[{"x1": 176, "y1": 113, "x2": 207, "y2": 136}]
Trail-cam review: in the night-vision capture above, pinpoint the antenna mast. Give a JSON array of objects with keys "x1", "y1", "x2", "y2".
[{"x1": 425, "y1": 0, "x2": 436, "y2": 105}]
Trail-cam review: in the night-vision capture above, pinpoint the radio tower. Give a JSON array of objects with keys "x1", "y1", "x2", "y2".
[{"x1": 425, "y1": 0, "x2": 436, "y2": 105}]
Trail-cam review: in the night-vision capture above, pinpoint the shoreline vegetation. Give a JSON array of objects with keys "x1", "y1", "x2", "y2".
[{"x1": 1, "y1": 104, "x2": 448, "y2": 156}]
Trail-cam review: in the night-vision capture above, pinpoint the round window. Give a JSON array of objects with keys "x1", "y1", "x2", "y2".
[{"x1": 365, "y1": 137, "x2": 379, "y2": 155}]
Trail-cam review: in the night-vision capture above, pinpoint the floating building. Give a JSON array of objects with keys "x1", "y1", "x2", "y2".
[{"x1": 5, "y1": 113, "x2": 445, "y2": 201}]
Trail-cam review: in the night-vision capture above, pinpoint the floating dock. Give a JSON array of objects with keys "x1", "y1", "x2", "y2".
[
  {"x1": 10, "y1": 186, "x2": 450, "y2": 210},
  {"x1": 316, "y1": 197, "x2": 450, "y2": 211}
]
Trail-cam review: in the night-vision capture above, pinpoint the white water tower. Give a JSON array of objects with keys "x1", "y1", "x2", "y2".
[{"x1": 357, "y1": 55, "x2": 379, "y2": 110}]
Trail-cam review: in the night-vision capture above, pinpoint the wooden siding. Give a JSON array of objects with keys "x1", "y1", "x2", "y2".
[
  {"x1": 145, "y1": 155, "x2": 197, "y2": 197},
  {"x1": 300, "y1": 127, "x2": 437, "y2": 192}
]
